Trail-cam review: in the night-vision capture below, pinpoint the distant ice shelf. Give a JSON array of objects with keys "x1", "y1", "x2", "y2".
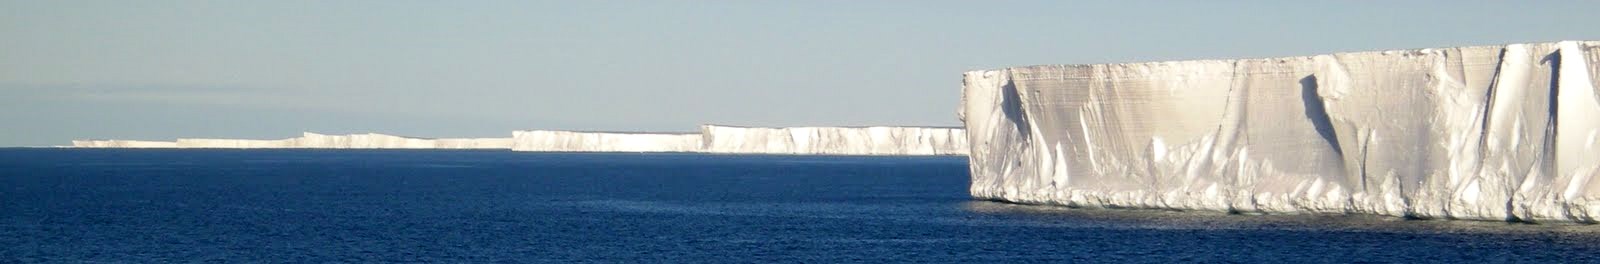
[
  {"x1": 961, "y1": 40, "x2": 1600, "y2": 223},
  {"x1": 76, "y1": 132, "x2": 513, "y2": 149},
  {"x1": 509, "y1": 125, "x2": 968, "y2": 155},
  {"x1": 700, "y1": 125, "x2": 967, "y2": 155},
  {"x1": 510, "y1": 130, "x2": 704, "y2": 153},
  {"x1": 70, "y1": 140, "x2": 178, "y2": 148},
  {"x1": 73, "y1": 126, "x2": 970, "y2": 156}
]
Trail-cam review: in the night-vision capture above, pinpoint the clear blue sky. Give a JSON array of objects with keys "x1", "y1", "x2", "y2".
[{"x1": 4, "y1": 1, "x2": 1598, "y2": 146}]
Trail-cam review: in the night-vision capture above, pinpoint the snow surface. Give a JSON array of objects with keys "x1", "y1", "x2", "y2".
[{"x1": 962, "y1": 41, "x2": 1600, "y2": 223}]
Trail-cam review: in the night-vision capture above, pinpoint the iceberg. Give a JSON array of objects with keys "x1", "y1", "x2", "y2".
[
  {"x1": 700, "y1": 125, "x2": 968, "y2": 155},
  {"x1": 961, "y1": 41, "x2": 1600, "y2": 222}
]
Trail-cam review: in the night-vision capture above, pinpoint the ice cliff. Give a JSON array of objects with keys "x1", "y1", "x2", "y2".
[
  {"x1": 70, "y1": 140, "x2": 178, "y2": 148},
  {"x1": 510, "y1": 130, "x2": 705, "y2": 152},
  {"x1": 700, "y1": 125, "x2": 968, "y2": 155},
  {"x1": 962, "y1": 41, "x2": 1600, "y2": 223},
  {"x1": 74, "y1": 127, "x2": 968, "y2": 155},
  {"x1": 72, "y1": 132, "x2": 513, "y2": 149},
  {"x1": 509, "y1": 126, "x2": 968, "y2": 155}
]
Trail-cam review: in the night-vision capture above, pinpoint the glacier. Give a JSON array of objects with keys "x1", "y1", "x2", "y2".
[{"x1": 962, "y1": 41, "x2": 1600, "y2": 223}]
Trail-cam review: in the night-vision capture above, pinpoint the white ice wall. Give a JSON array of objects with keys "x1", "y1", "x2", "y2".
[
  {"x1": 433, "y1": 138, "x2": 516, "y2": 149},
  {"x1": 510, "y1": 130, "x2": 704, "y2": 152},
  {"x1": 74, "y1": 127, "x2": 968, "y2": 155},
  {"x1": 76, "y1": 133, "x2": 514, "y2": 149},
  {"x1": 71, "y1": 140, "x2": 179, "y2": 148},
  {"x1": 962, "y1": 41, "x2": 1600, "y2": 223},
  {"x1": 700, "y1": 125, "x2": 968, "y2": 155},
  {"x1": 175, "y1": 138, "x2": 295, "y2": 148}
]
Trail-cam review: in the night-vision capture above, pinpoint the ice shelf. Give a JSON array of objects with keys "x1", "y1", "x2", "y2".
[
  {"x1": 72, "y1": 126, "x2": 969, "y2": 155},
  {"x1": 69, "y1": 140, "x2": 178, "y2": 148},
  {"x1": 510, "y1": 130, "x2": 704, "y2": 152},
  {"x1": 700, "y1": 125, "x2": 967, "y2": 155},
  {"x1": 962, "y1": 41, "x2": 1600, "y2": 223},
  {"x1": 73, "y1": 132, "x2": 513, "y2": 149},
  {"x1": 509, "y1": 126, "x2": 968, "y2": 155}
]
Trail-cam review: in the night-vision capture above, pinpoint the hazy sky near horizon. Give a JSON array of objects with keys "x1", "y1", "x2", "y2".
[{"x1": 4, "y1": 1, "x2": 1600, "y2": 146}]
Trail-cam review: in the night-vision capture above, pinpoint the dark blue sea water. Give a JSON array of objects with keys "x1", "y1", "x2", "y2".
[{"x1": 3, "y1": 149, "x2": 1600, "y2": 262}]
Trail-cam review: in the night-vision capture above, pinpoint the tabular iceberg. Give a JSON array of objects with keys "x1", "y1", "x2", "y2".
[
  {"x1": 701, "y1": 125, "x2": 968, "y2": 155},
  {"x1": 962, "y1": 41, "x2": 1600, "y2": 222}
]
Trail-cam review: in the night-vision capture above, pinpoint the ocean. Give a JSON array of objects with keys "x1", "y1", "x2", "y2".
[{"x1": 2, "y1": 149, "x2": 1598, "y2": 262}]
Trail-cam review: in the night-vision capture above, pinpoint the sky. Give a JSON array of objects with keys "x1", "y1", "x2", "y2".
[{"x1": 4, "y1": 1, "x2": 1600, "y2": 146}]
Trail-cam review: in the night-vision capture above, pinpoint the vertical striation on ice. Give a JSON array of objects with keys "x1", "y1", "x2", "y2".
[{"x1": 962, "y1": 41, "x2": 1600, "y2": 222}]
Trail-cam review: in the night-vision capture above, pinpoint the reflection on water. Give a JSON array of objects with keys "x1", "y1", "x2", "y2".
[{"x1": 961, "y1": 201, "x2": 1600, "y2": 234}]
